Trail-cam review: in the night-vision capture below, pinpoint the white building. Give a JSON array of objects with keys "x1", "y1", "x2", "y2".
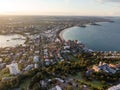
[
  {"x1": 77, "y1": 40, "x2": 82, "y2": 44},
  {"x1": 6, "y1": 63, "x2": 20, "y2": 75},
  {"x1": 33, "y1": 56, "x2": 40, "y2": 63},
  {"x1": 55, "y1": 85, "x2": 62, "y2": 90},
  {"x1": 24, "y1": 64, "x2": 33, "y2": 71},
  {"x1": 55, "y1": 38, "x2": 60, "y2": 43},
  {"x1": 34, "y1": 63, "x2": 39, "y2": 68},
  {"x1": 64, "y1": 46, "x2": 70, "y2": 50},
  {"x1": 108, "y1": 84, "x2": 120, "y2": 90}
]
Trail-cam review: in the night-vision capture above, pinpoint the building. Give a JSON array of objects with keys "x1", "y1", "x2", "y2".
[
  {"x1": 0, "y1": 58, "x2": 3, "y2": 63},
  {"x1": 6, "y1": 63, "x2": 20, "y2": 75},
  {"x1": 0, "y1": 63, "x2": 6, "y2": 69},
  {"x1": 108, "y1": 84, "x2": 120, "y2": 90},
  {"x1": 24, "y1": 64, "x2": 33, "y2": 71},
  {"x1": 92, "y1": 62, "x2": 116, "y2": 74},
  {"x1": 33, "y1": 55, "x2": 40, "y2": 63},
  {"x1": 34, "y1": 63, "x2": 39, "y2": 68},
  {"x1": 92, "y1": 65, "x2": 100, "y2": 72}
]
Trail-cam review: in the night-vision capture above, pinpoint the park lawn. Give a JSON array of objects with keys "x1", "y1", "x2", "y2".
[
  {"x1": 69, "y1": 55, "x2": 80, "y2": 62},
  {"x1": 19, "y1": 78, "x2": 31, "y2": 90},
  {"x1": 72, "y1": 72, "x2": 83, "y2": 80},
  {"x1": 72, "y1": 72, "x2": 105, "y2": 89},
  {"x1": 0, "y1": 68, "x2": 11, "y2": 79},
  {"x1": 80, "y1": 80, "x2": 105, "y2": 89}
]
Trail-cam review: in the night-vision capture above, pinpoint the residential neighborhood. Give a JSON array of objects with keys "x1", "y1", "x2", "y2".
[{"x1": 0, "y1": 16, "x2": 119, "y2": 90}]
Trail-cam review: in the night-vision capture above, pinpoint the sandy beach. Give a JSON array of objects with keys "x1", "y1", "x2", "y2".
[
  {"x1": 57, "y1": 26, "x2": 73, "y2": 42},
  {"x1": 57, "y1": 20, "x2": 110, "y2": 42},
  {"x1": 59, "y1": 28, "x2": 68, "y2": 41}
]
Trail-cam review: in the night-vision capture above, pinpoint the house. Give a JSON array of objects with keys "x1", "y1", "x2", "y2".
[
  {"x1": 6, "y1": 63, "x2": 20, "y2": 75},
  {"x1": 86, "y1": 69, "x2": 94, "y2": 76},
  {"x1": 61, "y1": 49, "x2": 70, "y2": 53},
  {"x1": 33, "y1": 55, "x2": 40, "y2": 63},
  {"x1": 50, "y1": 85, "x2": 62, "y2": 90},
  {"x1": 55, "y1": 78, "x2": 64, "y2": 83},
  {"x1": 24, "y1": 64, "x2": 33, "y2": 71},
  {"x1": 93, "y1": 62, "x2": 116, "y2": 74},
  {"x1": 35, "y1": 51, "x2": 39, "y2": 54},
  {"x1": 0, "y1": 63, "x2": 6, "y2": 69},
  {"x1": 99, "y1": 63, "x2": 116, "y2": 74},
  {"x1": 55, "y1": 85, "x2": 62, "y2": 90},
  {"x1": 44, "y1": 49, "x2": 48, "y2": 54},
  {"x1": 40, "y1": 80, "x2": 47, "y2": 87},
  {"x1": 55, "y1": 38, "x2": 60, "y2": 43},
  {"x1": 34, "y1": 63, "x2": 39, "y2": 68},
  {"x1": 108, "y1": 84, "x2": 120, "y2": 90},
  {"x1": 92, "y1": 65, "x2": 100, "y2": 72},
  {"x1": 45, "y1": 59, "x2": 51, "y2": 66},
  {"x1": 63, "y1": 46, "x2": 70, "y2": 50},
  {"x1": 77, "y1": 40, "x2": 82, "y2": 44}
]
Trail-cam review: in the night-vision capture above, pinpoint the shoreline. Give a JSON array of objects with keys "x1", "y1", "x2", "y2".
[
  {"x1": 59, "y1": 28, "x2": 65, "y2": 41},
  {"x1": 57, "y1": 21, "x2": 116, "y2": 52},
  {"x1": 58, "y1": 27, "x2": 73, "y2": 41},
  {"x1": 57, "y1": 21, "x2": 107, "y2": 42},
  {"x1": 57, "y1": 21, "x2": 109, "y2": 41},
  {"x1": 58, "y1": 20, "x2": 115, "y2": 41},
  {"x1": 57, "y1": 26, "x2": 74, "y2": 42}
]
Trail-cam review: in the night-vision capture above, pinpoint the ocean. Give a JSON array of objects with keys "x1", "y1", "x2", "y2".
[{"x1": 62, "y1": 17, "x2": 120, "y2": 51}]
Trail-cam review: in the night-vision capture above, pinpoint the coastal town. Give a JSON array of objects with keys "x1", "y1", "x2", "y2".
[{"x1": 0, "y1": 16, "x2": 119, "y2": 90}]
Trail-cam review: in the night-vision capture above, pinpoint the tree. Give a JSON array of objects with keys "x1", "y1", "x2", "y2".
[{"x1": 66, "y1": 85, "x2": 73, "y2": 90}]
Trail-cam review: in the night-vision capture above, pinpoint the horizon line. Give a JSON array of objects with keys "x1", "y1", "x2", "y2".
[{"x1": 0, "y1": 14, "x2": 120, "y2": 17}]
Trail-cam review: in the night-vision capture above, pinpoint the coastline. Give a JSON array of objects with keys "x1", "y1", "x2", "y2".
[
  {"x1": 57, "y1": 24, "x2": 95, "y2": 42},
  {"x1": 57, "y1": 20, "x2": 114, "y2": 42},
  {"x1": 57, "y1": 26, "x2": 74, "y2": 42},
  {"x1": 58, "y1": 27, "x2": 71, "y2": 41},
  {"x1": 57, "y1": 20, "x2": 118, "y2": 52},
  {"x1": 59, "y1": 29, "x2": 65, "y2": 41}
]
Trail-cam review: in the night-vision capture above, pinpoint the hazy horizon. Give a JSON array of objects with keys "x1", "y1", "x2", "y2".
[{"x1": 0, "y1": 0, "x2": 120, "y2": 16}]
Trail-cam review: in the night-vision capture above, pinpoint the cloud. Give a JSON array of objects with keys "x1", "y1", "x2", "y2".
[{"x1": 97, "y1": 0, "x2": 120, "y2": 3}]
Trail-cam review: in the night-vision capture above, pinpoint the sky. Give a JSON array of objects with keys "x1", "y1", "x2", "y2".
[{"x1": 0, "y1": 0, "x2": 120, "y2": 16}]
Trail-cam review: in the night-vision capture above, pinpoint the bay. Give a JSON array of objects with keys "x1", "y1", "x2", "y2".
[
  {"x1": 62, "y1": 17, "x2": 120, "y2": 51},
  {"x1": 0, "y1": 34, "x2": 26, "y2": 48}
]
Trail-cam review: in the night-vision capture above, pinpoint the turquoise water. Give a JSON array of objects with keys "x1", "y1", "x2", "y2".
[{"x1": 62, "y1": 18, "x2": 120, "y2": 51}]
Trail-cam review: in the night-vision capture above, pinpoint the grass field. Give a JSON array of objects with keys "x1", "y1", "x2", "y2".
[
  {"x1": 19, "y1": 78, "x2": 31, "y2": 90},
  {"x1": 72, "y1": 72, "x2": 105, "y2": 89}
]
